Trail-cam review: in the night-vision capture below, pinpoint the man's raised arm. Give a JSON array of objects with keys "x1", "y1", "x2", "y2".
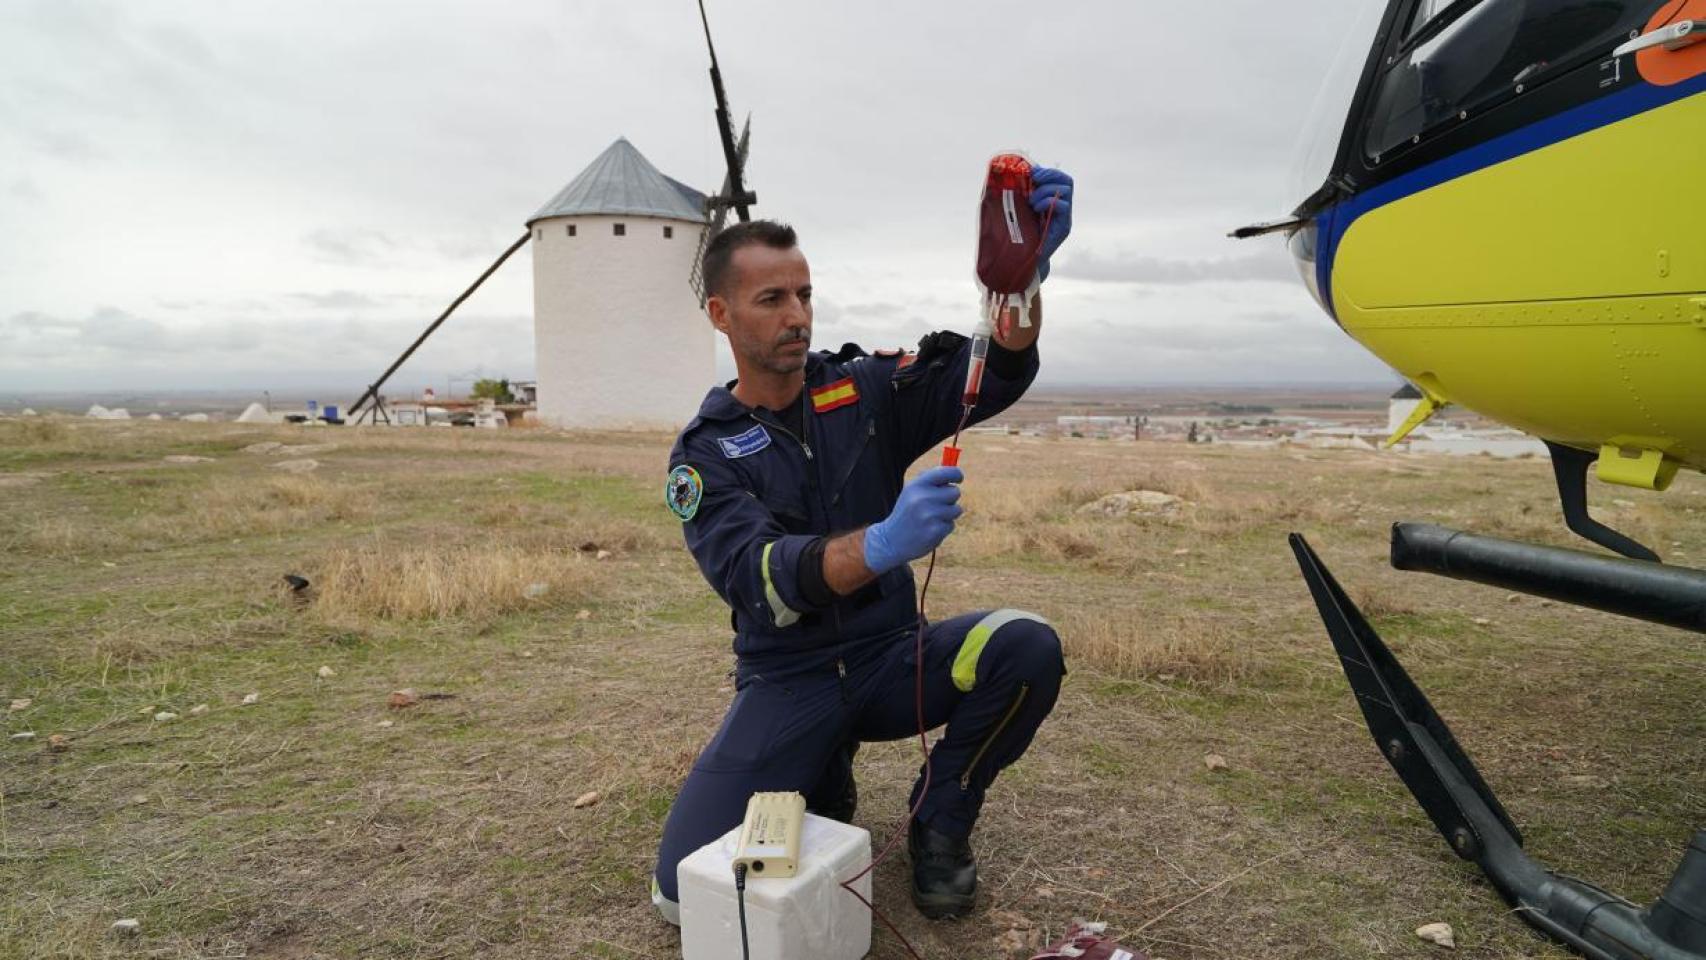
[{"x1": 808, "y1": 466, "x2": 965, "y2": 598}]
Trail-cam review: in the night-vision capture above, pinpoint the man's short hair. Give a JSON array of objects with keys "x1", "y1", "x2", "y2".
[{"x1": 701, "y1": 220, "x2": 797, "y2": 300}]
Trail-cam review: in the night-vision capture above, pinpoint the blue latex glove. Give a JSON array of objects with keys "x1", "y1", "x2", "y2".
[
  {"x1": 1030, "y1": 166, "x2": 1074, "y2": 282},
  {"x1": 863, "y1": 466, "x2": 964, "y2": 574}
]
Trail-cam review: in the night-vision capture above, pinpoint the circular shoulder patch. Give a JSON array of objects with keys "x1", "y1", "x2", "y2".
[{"x1": 665, "y1": 465, "x2": 703, "y2": 522}]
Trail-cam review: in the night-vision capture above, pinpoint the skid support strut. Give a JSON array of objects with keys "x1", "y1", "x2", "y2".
[{"x1": 1290, "y1": 528, "x2": 1706, "y2": 960}]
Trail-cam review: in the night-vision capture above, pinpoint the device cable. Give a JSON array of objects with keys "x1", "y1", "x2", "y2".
[{"x1": 734, "y1": 862, "x2": 751, "y2": 960}]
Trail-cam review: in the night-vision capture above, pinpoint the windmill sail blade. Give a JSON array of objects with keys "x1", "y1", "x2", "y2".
[{"x1": 689, "y1": 117, "x2": 750, "y2": 306}]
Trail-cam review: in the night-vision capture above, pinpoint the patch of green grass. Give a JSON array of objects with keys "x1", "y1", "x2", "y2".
[{"x1": 514, "y1": 472, "x2": 654, "y2": 517}]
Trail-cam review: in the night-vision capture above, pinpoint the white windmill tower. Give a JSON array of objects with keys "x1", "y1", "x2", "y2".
[{"x1": 527, "y1": 139, "x2": 713, "y2": 429}]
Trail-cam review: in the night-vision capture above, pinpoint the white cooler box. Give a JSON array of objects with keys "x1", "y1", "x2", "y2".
[{"x1": 678, "y1": 813, "x2": 872, "y2": 960}]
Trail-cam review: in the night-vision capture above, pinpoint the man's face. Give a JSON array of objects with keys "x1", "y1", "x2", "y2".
[{"x1": 708, "y1": 243, "x2": 813, "y2": 378}]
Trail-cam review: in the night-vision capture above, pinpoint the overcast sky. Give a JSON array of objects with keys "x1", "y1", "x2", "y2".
[{"x1": 0, "y1": 0, "x2": 1398, "y2": 398}]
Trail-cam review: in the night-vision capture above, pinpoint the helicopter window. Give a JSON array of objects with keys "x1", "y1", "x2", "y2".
[
  {"x1": 1365, "y1": 0, "x2": 1649, "y2": 160},
  {"x1": 1405, "y1": 0, "x2": 1472, "y2": 41}
]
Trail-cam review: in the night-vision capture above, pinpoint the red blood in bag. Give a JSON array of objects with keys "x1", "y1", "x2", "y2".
[{"x1": 976, "y1": 154, "x2": 1043, "y2": 296}]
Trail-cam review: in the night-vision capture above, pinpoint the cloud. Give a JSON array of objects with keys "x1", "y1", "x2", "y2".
[
  {"x1": 29, "y1": 129, "x2": 101, "y2": 162},
  {"x1": 284, "y1": 290, "x2": 384, "y2": 310},
  {"x1": 303, "y1": 228, "x2": 401, "y2": 267},
  {"x1": 1052, "y1": 250, "x2": 1298, "y2": 285},
  {"x1": 1041, "y1": 311, "x2": 1393, "y2": 385},
  {"x1": 839, "y1": 301, "x2": 906, "y2": 319},
  {"x1": 434, "y1": 234, "x2": 520, "y2": 262},
  {"x1": 0, "y1": 306, "x2": 539, "y2": 390}
]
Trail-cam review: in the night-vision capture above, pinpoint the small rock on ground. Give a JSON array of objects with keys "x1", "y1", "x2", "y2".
[
  {"x1": 162, "y1": 455, "x2": 215, "y2": 464},
  {"x1": 272, "y1": 459, "x2": 320, "y2": 474},
  {"x1": 1077, "y1": 490, "x2": 1184, "y2": 518},
  {"x1": 242, "y1": 441, "x2": 284, "y2": 454},
  {"x1": 111, "y1": 918, "x2": 141, "y2": 936},
  {"x1": 1415, "y1": 922, "x2": 1456, "y2": 948}
]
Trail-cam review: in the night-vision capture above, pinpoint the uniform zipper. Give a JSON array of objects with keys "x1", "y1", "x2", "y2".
[
  {"x1": 751, "y1": 386, "x2": 841, "y2": 638},
  {"x1": 961, "y1": 683, "x2": 1029, "y2": 789},
  {"x1": 830, "y1": 417, "x2": 877, "y2": 507},
  {"x1": 794, "y1": 386, "x2": 841, "y2": 640},
  {"x1": 757, "y1": 414, "x2": 813, "y2": 460}
]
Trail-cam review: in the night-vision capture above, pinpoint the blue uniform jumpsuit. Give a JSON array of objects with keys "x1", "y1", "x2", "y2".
[{"x1": 652, "y1": 331, "x2": 1066, "y2": 917}]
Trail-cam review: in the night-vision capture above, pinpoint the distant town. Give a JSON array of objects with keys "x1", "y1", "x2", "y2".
[{"x1": 0, "y1": 381, "x2": 1547, "y2": 458}]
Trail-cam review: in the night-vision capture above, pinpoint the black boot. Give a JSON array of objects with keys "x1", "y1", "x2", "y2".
[
  {"x1": 806, "y1": 742, "x2": 858, "y2": 824},
  {"x1": 908, "y1": 818, "x2": 977, "y2": 919},
  {"x1": 810, "y1": 771, "x2": 857, "y2": 824}
]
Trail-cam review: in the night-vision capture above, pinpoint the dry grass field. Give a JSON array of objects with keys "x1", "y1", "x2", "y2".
[{"x1": 2, "y1": 418, "x2": 1702, "y2": 960}]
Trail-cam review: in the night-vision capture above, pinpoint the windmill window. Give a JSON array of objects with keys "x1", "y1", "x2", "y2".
[
  {"x1": 613, "y1": 223, "x2": 626, "y2": 237},
  {"x1": 566, "y1": 224, "x2": 576, "y2": 237},
  {"x1": 664, "y1": 226, "x2": 674, "y2": 239},
  {"x1": 535, "y1": 228, "x2": 542, "y2": 240}
]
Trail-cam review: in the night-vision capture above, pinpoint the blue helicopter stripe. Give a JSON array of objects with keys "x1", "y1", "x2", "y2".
[{"x1": 1317, "y1": 71, "x2": 1706, "y2": 321}]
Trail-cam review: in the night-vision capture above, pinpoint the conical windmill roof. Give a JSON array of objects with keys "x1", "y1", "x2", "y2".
[{"x1": 528, "y1": 138, "x2": 706, "y2": 225}]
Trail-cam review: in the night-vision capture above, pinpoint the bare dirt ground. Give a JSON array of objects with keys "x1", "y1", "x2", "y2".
[{"x1": 2, "y1": 418, "x2": 1702, "y2": 960}]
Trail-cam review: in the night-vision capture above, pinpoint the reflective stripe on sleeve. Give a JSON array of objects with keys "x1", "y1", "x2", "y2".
[
  {"x1": 952, "y1": 609, "x2": 1049, "y2": 692},
  {"x1": 760, "y1": 541, "x2": 801, "y2": 628}
]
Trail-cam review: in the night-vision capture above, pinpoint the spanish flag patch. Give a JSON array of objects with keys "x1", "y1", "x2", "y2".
[{"x1": 810, "y1": 377, "x2": 859, "y2": 414}]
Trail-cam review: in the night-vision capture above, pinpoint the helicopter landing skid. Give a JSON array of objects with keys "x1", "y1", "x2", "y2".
[{"x1": 1290, "y1": 528, "x2": 1706, "y2": 960}]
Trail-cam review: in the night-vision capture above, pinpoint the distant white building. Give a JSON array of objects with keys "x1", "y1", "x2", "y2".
[
  {"x1": 528, "y1": 138, "x2": 712, "y2": 429},
  {"x1": 1388, "y1": 382, "x2": 1424, "y2": 435}
]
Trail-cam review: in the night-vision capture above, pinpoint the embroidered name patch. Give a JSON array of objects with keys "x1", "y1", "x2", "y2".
[
  {"x1": 718, "y1": 425, "x2": 772, "y2": 459},
  {"x1": 666, "y1": 464, "x2": 703, "y2": 521},
  {"x1": 810, "y1": 377, "x2": 859, "y2": 414}
]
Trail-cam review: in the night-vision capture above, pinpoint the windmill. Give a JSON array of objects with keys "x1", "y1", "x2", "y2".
[{"x1": 345, "y1": 2, "x2": 758, "y2": 426}]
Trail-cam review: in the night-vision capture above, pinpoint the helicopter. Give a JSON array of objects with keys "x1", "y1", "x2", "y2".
[
  {"x1": 1236, "y1": 2, "x2": 1706, "y2": 958},
  {"x1": 1239, "y1": 0, "x2": 1705, "y2": 562}
]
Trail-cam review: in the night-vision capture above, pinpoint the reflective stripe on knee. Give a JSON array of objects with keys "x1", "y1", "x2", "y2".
[
  {"x1": 952, "y1": 609, "x2": 1050, "y2": 693},
  {"x1": 761, "y1": 541, "x2": 800, "y2": 628},
  {"x1": 652, "y1": 875, "x2": 680, "y2": 926}
]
